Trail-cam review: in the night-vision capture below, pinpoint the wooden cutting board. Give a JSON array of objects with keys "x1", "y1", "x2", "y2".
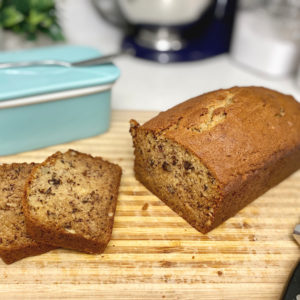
[{"x1": 0, "y1": 110, "x2": 299, "y2": 300}]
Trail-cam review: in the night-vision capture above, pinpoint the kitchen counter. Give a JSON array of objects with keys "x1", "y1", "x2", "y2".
[{"x1": 112, "y1": 54, "x2": 300, "y2": 111}]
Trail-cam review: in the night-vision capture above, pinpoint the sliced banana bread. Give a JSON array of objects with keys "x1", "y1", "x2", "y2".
[
  {"x1": 23, "y1": 150, "x2": 122, "y2": 254},
  {"x1": 130, "y1": 86, "x2": 300, "y2": 233},
  {"x1": 0, "y1": 163, "x2": 55, "y2": 264}
]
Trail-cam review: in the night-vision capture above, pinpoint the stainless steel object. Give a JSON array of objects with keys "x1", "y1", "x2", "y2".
[
  {"x1": 93, "y1": 0, "x2": 213, "y2": 52},
  {"x1": 294, "y1": 224, "x2": 300, "y2": 246},
  {"x1": 118, "y1": 0, "x2": 212, "y2": 52},
  {"x1": 0, "y1": 51, "x2": 122, "y2": 69},
  {"x1": 134, "y1": 27, "x2": 184, "y2": 52},
  {"x1": 118, "y1": 0, "x2": 212, "y2": 26}
]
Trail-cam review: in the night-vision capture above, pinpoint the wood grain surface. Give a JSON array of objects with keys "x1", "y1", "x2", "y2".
[{"x1": 0, "y1": 110, "x2": 299, "y2": 300}]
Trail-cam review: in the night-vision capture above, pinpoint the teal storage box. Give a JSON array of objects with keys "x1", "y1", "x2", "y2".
[{"x1": 0, "y1": 45, "x2": 120, "y2": 156}]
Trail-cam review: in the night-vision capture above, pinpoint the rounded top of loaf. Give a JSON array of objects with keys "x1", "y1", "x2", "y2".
[{"x1": 139, "y1": 86, "x2": 300, "y2": 190}]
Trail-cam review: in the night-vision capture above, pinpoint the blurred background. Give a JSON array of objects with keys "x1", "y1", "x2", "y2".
[{"x1": 0, "y1": 0, "x2": 300, "y2": 110}]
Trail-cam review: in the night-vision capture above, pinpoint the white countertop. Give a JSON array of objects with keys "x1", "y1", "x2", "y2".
[{"x1": 112, "y1": 53, "x2": 300, "y2": 111}]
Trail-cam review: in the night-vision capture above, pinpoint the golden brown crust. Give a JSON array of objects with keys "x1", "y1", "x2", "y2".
[
  {"x1": 24, "y1": 217, "x2": 108, "y2": 254},
  {"x1": 0, "y1": 243, "x2": 56, "y2": 265},
  {"x1": 131, "y1": 86, "x2": 300, "y2": 233},
  {"x1": 23, "y1": 150, "x2": 122, "y2": 254}
]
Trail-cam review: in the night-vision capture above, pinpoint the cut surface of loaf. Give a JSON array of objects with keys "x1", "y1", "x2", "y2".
[
  {"x1": 130, "y1": 86, "x2": 300, "y2": 233},
  {"x1": 0, "y1": 163, "x2": 55, "y2": 264},
  {"x1": 23, "y1": 150, "x2": 122, "y2": 253}
]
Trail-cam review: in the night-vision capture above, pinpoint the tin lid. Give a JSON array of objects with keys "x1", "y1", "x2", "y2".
[{"x1": 0, "y1": 45, "x2": 120, "y2": 101}]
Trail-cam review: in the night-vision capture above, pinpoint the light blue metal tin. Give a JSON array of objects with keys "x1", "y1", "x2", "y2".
[{"x1": 0, "y1": 45, "x2": 120, "y2": 156}]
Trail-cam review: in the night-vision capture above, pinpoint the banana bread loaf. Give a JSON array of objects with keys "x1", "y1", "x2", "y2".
[
  {"x1": 23, "y1": 150, "x2": 122, "y2": 253},
  {"x1": 0, "y1": 163, "x2": 55, "y2": 264},
  {"x1": 130, "y1": 86, "x2": 300, "y2": 233}
]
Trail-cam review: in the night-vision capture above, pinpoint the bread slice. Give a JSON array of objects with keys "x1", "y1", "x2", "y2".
[
  {"x1": 0, "y1": 163, "x2": 55, "y2": 264},
  {"x1": 23, "y1": 150, "x2": 122, "y2": 254},
  {"x1": 130, "y1": 87, "x2": 300, "y2": 233}
]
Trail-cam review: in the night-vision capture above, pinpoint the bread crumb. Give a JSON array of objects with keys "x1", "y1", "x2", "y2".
[
  {"x1": 217, "y1": 271, "x2": 223, "y2": 276},
  {"x1": 243, "y1": 221, "x2": 251, "y2": 229},
  {"x1": 248, "y1": 234, "x2": 257, "y2": 241},
  {"x1": 142, "y1": 203, "x2": 149, "y2": 210},
  {"x1": 65, "y1": 228, "x2": 76, "y2": 234}
]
